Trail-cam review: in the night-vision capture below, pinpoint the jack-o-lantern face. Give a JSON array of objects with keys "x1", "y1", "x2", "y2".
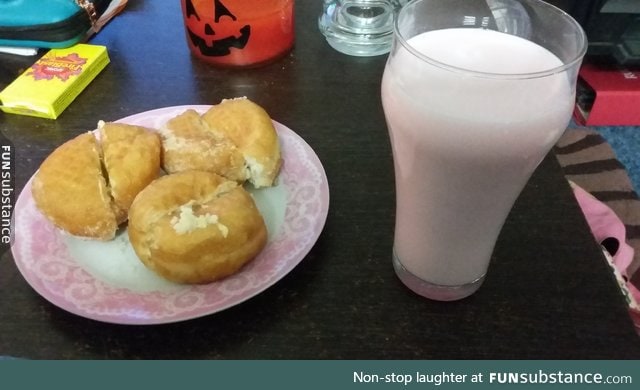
[{"x1": 184, "y1": 0, "x2": 251, "y2": 57}]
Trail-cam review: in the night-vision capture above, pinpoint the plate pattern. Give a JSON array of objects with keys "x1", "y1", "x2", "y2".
[{"x1": 11, "y1": 106, "x2": 329, "y2": 324}]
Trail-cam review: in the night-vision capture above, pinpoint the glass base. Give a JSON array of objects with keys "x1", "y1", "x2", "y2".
[
  {"x1": 393, "y1": 253, "x2": 485, "y2": 301},
  {"x1": 323, "y1": 35, "x2": 392, "y2": 57},
  {"x1": 318, "y1": 2, "x2": 395, "y2": 57}
]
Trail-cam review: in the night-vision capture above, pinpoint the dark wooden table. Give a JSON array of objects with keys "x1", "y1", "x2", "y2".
[{"x1": 1, "y1": 1, "x2": 639, "y2": 359}]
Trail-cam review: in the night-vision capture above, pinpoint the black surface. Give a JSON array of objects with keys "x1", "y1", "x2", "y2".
[{"x1": 1, "y1": 1, "x2": 639, "y2": 359}]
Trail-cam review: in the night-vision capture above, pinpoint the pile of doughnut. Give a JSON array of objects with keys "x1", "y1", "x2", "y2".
[{"x1": 31, "y1": 97, "x2": 282, "y2": 284}]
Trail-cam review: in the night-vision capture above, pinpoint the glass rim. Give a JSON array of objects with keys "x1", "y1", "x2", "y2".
[{"x1": 394, "y1": 0, "x2": 588, "y2": 80}]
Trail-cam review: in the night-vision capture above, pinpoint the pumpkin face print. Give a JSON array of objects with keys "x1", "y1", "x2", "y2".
[
  {"x1": 181, "y1": 0, "x2": 295, "y2": 67},
  {"x1": 184, "y1": 0, "x2": 251, "y2": 57}
]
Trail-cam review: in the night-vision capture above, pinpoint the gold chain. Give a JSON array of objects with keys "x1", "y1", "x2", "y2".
[{"x1": 75, "y1": 0, "x2": 98, "y2": 28}]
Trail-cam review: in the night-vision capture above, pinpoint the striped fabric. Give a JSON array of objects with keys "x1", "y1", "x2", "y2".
[{"x1": 555, "y1": 128, "x2": 640, "y2": 297}]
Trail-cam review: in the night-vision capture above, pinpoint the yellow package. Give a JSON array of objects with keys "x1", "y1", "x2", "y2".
[{"x1": 0, "y1": 44, "x2": 109, "y2": 119}]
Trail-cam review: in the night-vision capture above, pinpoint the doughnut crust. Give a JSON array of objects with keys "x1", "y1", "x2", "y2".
[
  {"x1": 201, "y1": 97, "x2": 282, "y2": 188},
  {"x1": 127, "y1": 171, "x2": 268, "y2": 284},
  {"x1": 100, "y1": 122, "x2": 162, "y2": 223},
  {"x1": 32, "y1": 132, "x2": 118, "y2": 240},
  {"x1": 159, "y1": 109, "x2": 248, "y2": 182}
]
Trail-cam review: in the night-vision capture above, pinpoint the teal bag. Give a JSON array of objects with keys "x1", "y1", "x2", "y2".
[{"x1": 0, "y1": 0, "x2": 112, "y2": 48}]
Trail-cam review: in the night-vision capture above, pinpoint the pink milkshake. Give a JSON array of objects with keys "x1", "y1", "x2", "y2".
[{"x1": 382, "y1": 27, "x2": 578, "y2": 300}]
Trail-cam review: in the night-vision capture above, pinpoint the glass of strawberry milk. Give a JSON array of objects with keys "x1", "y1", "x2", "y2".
[{"x1": 381, "y1": 0, "x2": 587, "y2": 300}]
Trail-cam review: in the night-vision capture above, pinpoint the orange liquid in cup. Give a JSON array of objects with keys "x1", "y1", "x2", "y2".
[{"x1": 181, "y1": 0, "x2": 295, "y2": 67}]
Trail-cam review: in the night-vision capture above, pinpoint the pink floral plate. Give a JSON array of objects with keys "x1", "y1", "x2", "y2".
[{"x1": 11, "y1": 105, "x2": 329, "y2": 325}]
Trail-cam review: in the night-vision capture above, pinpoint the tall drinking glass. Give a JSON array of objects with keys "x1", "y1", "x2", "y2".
[{"x1": 381, "y1": 0, "x2": 587, "y2": 301}]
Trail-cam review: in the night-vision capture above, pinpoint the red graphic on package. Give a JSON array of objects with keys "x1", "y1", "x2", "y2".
[{"x1": 27, "y1": 53, "x2": 87, "y2": 81}]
